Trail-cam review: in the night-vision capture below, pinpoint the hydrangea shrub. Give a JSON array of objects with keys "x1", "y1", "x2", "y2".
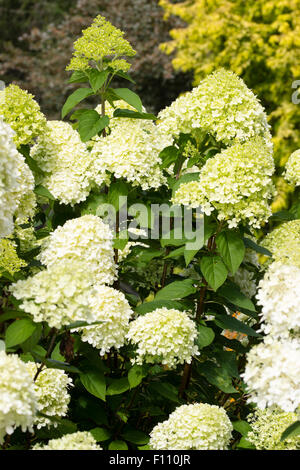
[{"x1": 0, "y1": 15, "x2": 299, "y2": 452}]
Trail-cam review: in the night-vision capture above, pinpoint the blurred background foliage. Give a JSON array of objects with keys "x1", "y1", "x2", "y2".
[
  {"x1": 0, "y1": 0, "x2": 191, "y2": 118},
  {"x1": 160, "y1": 0, "x2": 300, "y2": 166}
]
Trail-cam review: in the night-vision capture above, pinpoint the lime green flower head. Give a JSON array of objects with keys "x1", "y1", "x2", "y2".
[
  {"x1": 0, "y1": 84, "x2": 46, "y2": 147},
  {"x1": 247, "y1": 408, "x2": 300, "y2": 450},
  {"x1": 0, "y1": 239, "x2": 26, "y2": 276},
  {"x1": 66, "y1": 15, "x2": 136, "y2": 73}
]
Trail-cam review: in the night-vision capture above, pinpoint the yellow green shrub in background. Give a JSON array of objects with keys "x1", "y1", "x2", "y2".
[{"x1": 160, "y1": 0, "x2": 300, "y2": 211}]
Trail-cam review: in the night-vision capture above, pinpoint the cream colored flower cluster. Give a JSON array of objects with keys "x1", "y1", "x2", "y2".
[
  {"x1": 0, "y1": 239, "x2": 26, "y2": 275},
  {"x1": 25, "y1": 363, "x2": 73, "y2": 428},
  {"x1": 39, "y1": 215, "x2": 116, "y2": 285},
  {"x1": 256, "y1": 262, "x2": 300, "y2": 339},
  {"x1": 91, "y1": 117, "x2": 171, "y2": 190},
  {"x1": 158, "y1": 69, "x2": 271, "y2": 147},
  {"x1": 285, "y1": 149, "x2": 300, "y2": 187},
  {"x1": 30, "y1": 121, "x2": 107, "y2": 205},
  {"x1": 66, "y1": 15, "x2": 135, "y2": 73},
  {"x1": 33, "y1": 431, "x2": 102, "y2": 450},
  {"x1": 10, "y1": 261, "x2": 101, "y2": 328},
  {"x1": 0, "y1": 118, "x2": 36, "y2": 238},
  {"x1": 244, "y1": 220, "x2": 300, "y2": 414},
  {"x1": 74, "y1": 284, "x2": 133, "y2": 355},
  {"x1": 0, "y1": 84, "x2": 46, "y2": 147},
  {"x1": 262, "y1": 220, "x2": 300, "y2": 268},
  {"x1": 126, "y1": 307, "x2": 199, "y2": 368},
  {"x1": 242, "y1": 337, "x2": 300, "y2": 412},
  {"x1": 0, "y1": 351, "x2": 37, "y2": 444},
  {"x1": 247, "y1": 408, "x2": 300, "y2": 450},
  {"x1": 173, "y1": 138, "x2": 275, "y2": 228},
  {"x1": 149, "y1": 403, "x2": 232, "y2": 450}
]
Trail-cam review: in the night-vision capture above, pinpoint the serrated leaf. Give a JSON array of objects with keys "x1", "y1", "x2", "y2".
[
  {"x1": 113, "y1": 88, "x2": 142, "y2": 112},
  {"x1": 5, "y1": 319, "x2": 37, "y2": 348},
  {"x1": 216, "y1": 231, "x2": 245, "y2": 274},
  {"x1": 62, "y1": 87, "x2": 94, "y2": 118},
  {"x1": 78, "y1": 111, "x2": 109, "y2": 142},
  {"x1": 80, "y1": 371, "x2": 106, "y2": 401},
  {"x1": 200, "y1": 255, "x2": 228, "y2": 291}
]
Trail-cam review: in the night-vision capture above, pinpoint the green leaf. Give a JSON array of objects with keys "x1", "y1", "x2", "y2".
[
  {"x1": 164, "y1": 246, "x2": 185, "y2": 259},
  {"x1": 128, "y1": 365, "x2": 148, "y2": 389},
  {"x1": 218, "y1": 284, "x2": 256, "y2": 313},
  {"x1": 67, "y1": 70, "x2": 89, "y2": 84},
  {"x1": 80, "y1": 370, "x2": 106, "y2": 401},
  {"x1": 5, "y1": 319, "x2": 37, "y2": 348},
  {"x1": 243, "y1": 237, "x2": 272, "y2": 257},
  {"x1": 196, "y1": 361, "x2": 237, "y2": 394},
  {"x1": 214, "y1": 314, "x2": 260, "y2": 337},
  {"x1": 90, "y1": 427, "x2": 112, "y2": 442},
  {"x1": 113, "y1": 88, "x2": 142, "y2": 112},
  {"x1": 108, "y1": 440, "x2": 128, "y2": 450},
  {"x1": 21, "y1": 323, "x2": 43, "y2": 353},
  {"x1": 216, "y1": 231, "x2": 245, "y2": 274},
  {"x1": 281, "y1": 421, "x2": 300, "y2": 441},
  {"x1": 78, "y1": 111, "x2": 109, "y2": 142},
  {"x1": 80, "y1": 192, "x2": 107, "y2": 216},
  {"x1": 171, "y1": 172, "x2": 200, "y2": 196},
  {"x1": 200, "y1": 255, "x2": 228, "y2": 291},
  {"x1": 87, "y1": 69, "x2": 109, "y2": 93},
  {"x1": 233, "y1": 420, "x2": 252, "y2": 437},
  {"x1": 196, "y1": 325, "x2": 215, "y2": 348},
  {"x1": 150, "y1": 382, "x2": 180, "y2": 403},
  {"x1": 155, "y1": 279, "x2": 196, "y2": 301},
  {"x1": 121, "y1": 430, "x2": 149, "y2": 445},
  {"x1": 34, "y1": 185, "x2": 56, "y2": 200},
  {"x1": 135, "y1": 300, "x2": 185, "y2": 315},
  {"x1": 114, "y1": 70, "x2": 136, "y2": 83},
  {"x1": 106, "y1": 378, "x2": 130, "y2": 396},
  {"x1": 108, "y1": 181, "x2": 129, "y2": 211},
  {"x1": 184, "y1": 247, "x2": 202, "y2": 266},
  {"x1": 237, "y1": 437, "x2": 256, "y2": 449},
  {"x1": 61, "y1": 87, "x2": 94, "y2": 118},
  {"x1": 19, "y1": 145, "x2": 45, "y2": 176},
  {"x1": 32, "y1": 353, "x2": 81, "y2": 373},
  {"x1": 159, "y1": 146, "x2": 180, "y2": 169},
  {"x1": 113, "y1": 109, "x2": 156, "y2": 120}
]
